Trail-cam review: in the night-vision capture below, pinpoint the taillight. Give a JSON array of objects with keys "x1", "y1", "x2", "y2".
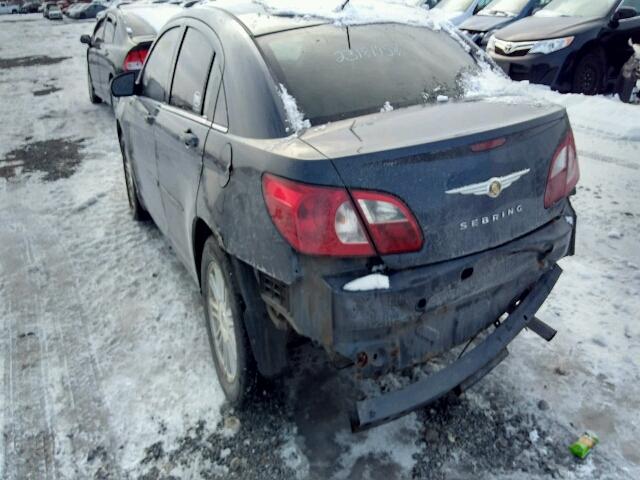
[
  {"x1": 544, "y1": 129, "x2": 580, "y2": 208},
  {"x1": 351, "y1": 190, "x2": 423, "y2": 255},
  {"x1": 262, "y1": 174, "x2": 423, "y2": 257},
  {"x1": 123, "y1": 48, "x2": 148, "y2": 72},
  {"x1": 262, "y1": 174, "x2": 374, "y2": 256}
]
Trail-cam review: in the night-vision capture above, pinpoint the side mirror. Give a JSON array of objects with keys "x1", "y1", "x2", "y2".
[
  {"x1": 611, "y1": 7, "x2": 638, "y2": 27},
  {"x1": 80, "y1": 34, "x2": 91, "y2": 45},
  {"x1": 111, "y1": 71, "x2": 137, "y2": 98}
]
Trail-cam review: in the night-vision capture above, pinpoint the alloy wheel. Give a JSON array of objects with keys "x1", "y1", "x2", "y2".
[{"x1": 206, "y1": 261, "x2": 238, "y2": 384}]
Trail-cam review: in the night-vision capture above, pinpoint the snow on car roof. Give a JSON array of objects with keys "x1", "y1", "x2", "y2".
[
  {"x1": 201, "y1": 0, "x2": 456, "y2": 36},
  {"x1": 120, "y1": 4, "x2": 184, "y2": 33},
  {"x1": 252, "y1": 0, "x2": 451, "y2": 28}
]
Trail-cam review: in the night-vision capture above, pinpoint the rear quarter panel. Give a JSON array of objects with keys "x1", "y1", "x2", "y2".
[{"x1": 197, "y1": 134, "x2": 352, "y2": 284}]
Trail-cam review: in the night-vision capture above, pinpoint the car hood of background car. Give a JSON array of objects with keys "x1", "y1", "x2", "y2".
[
  {"x1": 494, "y1": 15, "x2": 603, "y2": 41},
  {"x1": 459, "y1": 14, "x2": 513, "y2": 32}
]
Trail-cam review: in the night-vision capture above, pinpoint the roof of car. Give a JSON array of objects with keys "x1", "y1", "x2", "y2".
[
  {"x1": 113, "y1": 3, "x2": 184, "y2": 29},
  {"x1": 196, "y1": 0, "x2": 329, "y2": 36}
]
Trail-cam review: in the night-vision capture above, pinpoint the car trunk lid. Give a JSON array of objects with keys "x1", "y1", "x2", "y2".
[{"x1": 300, "y1": 100, "x2": 569, "y2": 269}]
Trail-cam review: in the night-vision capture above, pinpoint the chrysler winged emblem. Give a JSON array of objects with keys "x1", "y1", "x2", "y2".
[{"x1": 446, "y1": 169, "x2": 530, "y2": 198}]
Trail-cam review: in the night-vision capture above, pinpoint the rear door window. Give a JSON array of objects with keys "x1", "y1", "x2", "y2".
[
  {"x1": 169, "y1": 28, "x2": 215, "y2": 114},
  {"x1": 92, "y1": 18, "x2": 105, "y2": 42},
  {"x1": 141, "y1": 27, "x2": 181, "y2": 103},
  {"x1": 534, "y1": 0, "x2": 553, "y2": 10},
  {"x1": 622, "y1": 0, "x2": 640, "y2": 11},
  {"x1": 473, "y1": 0, "x2": 492, "y2": 14},
  {"x1": 104, "y1": 17, "x2": 116, "y2": 43},
  {"x1": 213, "y1": 82, "x2": 228, "y2": 128}
]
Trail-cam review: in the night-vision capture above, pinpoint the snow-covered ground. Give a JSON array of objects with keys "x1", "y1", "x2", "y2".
[{"x1": 1, "y1": 11, "x2": 639, "y2": 480}]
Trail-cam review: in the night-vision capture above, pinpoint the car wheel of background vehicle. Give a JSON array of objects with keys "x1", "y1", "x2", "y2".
[
  {"x1": 87, "y1": 66, "x2": 101, "y2": 104},
  {"x1": 201, "y1": 237, "x2": 257, "y2": 406},
  {"x1": 119, "y1": 135, "x2": 149, "y2": 221},
  {"x1": 572, "y1": 51, "x2": 604, "y2": 95}
]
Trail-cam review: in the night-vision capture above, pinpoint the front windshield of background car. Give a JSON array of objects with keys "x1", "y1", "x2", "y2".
[
  {"x1": 435, "y1": 0, "x2": 476, "y2": 12},
  {"x1": 534, "y1": 0, "x2": 618, "y2": 18},
  {"x1": 478, "y1": 0, "x2": 529, "y2": 17},
  {"x1": 258, "y1": 23, "x2": 478, "y2": 125}
]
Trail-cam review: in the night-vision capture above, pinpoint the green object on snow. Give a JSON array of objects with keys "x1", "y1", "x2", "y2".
[{"x1": 569, "y1": 432, "x2": 599, "y2": 459}]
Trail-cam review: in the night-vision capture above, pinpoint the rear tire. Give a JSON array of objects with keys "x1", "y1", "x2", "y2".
[
  {"x1": 119, "y1": 135, "x2": 149, "y2": 221},
  {"x1": 201, "y1": 237, "x2": 257, "y2": 406},
  {"x1": 572, "y1": 51, "x2": 605, "y2": 95},
  {"x1": 88, "y1": 66, "x2": 101, "y2": 104}
]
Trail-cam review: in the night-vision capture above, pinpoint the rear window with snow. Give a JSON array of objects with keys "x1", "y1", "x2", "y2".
[{"x1": 257, "y1": 23, "x2": 478, "y2": 125}]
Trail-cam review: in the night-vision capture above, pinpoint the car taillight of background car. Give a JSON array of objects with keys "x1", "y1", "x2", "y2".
[{"x1": 123, "y1": 49, "x2": 149, "y2": 72}]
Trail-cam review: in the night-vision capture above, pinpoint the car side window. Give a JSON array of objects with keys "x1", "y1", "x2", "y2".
[
  {"x1": 104, "y1": 18, "x2": 116, "y2": 43},
  {"x1": 93, "y1": 18, "x2": 105, "y2": 42},
  {"x1": 141, "y1": 27, "x2": 181, "y2": 103},
  {"x1": 474, "y1": 0, "x2": 491, "y2": 14},
  {"x1": 535, "y1": 0, "x2": 553, "y2": 10},
  {"x1": 169, "y1": 28, "x2": 215, "y2": 115},
  {"x1": 213, "y1": 82, "x2": 228, "y2": 128},
  {"x1": 622, "y1": 0, "x2": 640, "y2": 13}
]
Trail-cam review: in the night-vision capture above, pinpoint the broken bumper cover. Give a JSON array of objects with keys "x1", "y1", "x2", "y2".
[
  {"x1": 320, "y1": 214, "x2": 574, "y2": 377},
  {"x1": 350, "y1": 265, "x2": 562, "y2": 432}
]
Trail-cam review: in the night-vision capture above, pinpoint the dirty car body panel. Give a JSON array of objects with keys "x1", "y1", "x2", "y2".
[{"x1": 114, "y1": 0, "x2": 579, "y2": 430}]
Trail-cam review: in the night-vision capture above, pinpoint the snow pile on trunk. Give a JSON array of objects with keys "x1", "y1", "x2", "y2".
[
  {"x1": 278, "y1": 84, "x2": 311, "y2": 134},
  {"x1": 380, "y1": 101, "x2": 394, "y2": 113},
  {"x1": 460, "y1": 63, "x2": 558, "y2": 106}
]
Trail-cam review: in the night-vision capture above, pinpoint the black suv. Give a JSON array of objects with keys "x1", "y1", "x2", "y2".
[{"x1": 111, "y1": 1, "x2": 578, "y2": 430}]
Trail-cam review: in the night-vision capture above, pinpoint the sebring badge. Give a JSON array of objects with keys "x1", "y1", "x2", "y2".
[{"x1": 446, "y1": 169, "x2": 531, "y2": 199}]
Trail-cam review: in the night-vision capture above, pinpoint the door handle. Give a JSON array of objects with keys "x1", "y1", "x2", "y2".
[
  {"x1": 181, "y1": 130, "x2": 199, "y2": 149},
  {"x1": 145, "y1": 114, "x2": 155, "y2": 125}
]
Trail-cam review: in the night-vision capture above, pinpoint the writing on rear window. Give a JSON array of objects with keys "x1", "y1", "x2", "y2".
[{"x1": 334, "y1": 44, "x2": 402, "y2": 63}]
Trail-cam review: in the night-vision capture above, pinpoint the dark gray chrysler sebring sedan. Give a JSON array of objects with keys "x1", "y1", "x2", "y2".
[{"x1": 111, "y1": 0, "x2": 579, "y2": 430}]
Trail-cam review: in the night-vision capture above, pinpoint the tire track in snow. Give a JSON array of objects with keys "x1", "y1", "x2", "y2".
[
  {"x1": 0, "y1": 201, "x2": 123, "y2": 479},
  {"x1": 0, "y1": 212, "x2": 56, "y2": 480}
]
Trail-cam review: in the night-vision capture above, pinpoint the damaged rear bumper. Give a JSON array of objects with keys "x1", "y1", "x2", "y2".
[
  {"x1": 321, "y1": 213, "x2": 574, "y2": 377},
  {"x1": 351, "y1": 265, "x2": 562, "y2": 431}
]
